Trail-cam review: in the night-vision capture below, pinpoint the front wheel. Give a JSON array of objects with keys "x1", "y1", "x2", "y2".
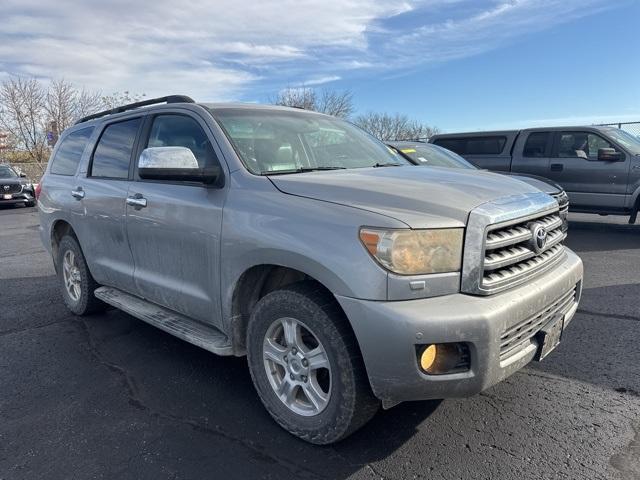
[{"x1": 247, "y1": 282, "x2": 379, "y2": 444}]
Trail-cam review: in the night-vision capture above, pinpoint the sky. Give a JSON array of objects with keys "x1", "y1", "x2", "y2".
[{"x1": 1, "y1": 0, "x2": 639, "y2": 132}]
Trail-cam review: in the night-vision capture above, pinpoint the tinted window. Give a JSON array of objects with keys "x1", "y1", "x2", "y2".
[
  {"x1": 523, "y1": 132, "x2": 550, "y2": 158},
  {"x1": 465, "y1": 136, "x2": 506, "y2": 155},
  {"x1": 50, "y1": 127, "x2": 94, "y2": 175},
  {"x1": 433, "y1": 138, "x2": 466, "y2": 155},
  {"x1": 91, "y1": 118, "x2": 141, "y2": 178},
  {"x1": 556, "y1": 131, "x2": 615, "y2": 160},
  {"x1": 433, "y1": 136, "x2": 506, "y2": 155},
  {"x1": 146, "y1": 115, "x2": 218, "y2": 169}
]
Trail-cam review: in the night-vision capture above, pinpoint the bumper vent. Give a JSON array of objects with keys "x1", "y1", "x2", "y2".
[
  {"x1": 482, "y1": 211, "x2": 566, "y2": 292},
  {"x1": 500, "y1": 285, "x2": 578, "y2": 360}
]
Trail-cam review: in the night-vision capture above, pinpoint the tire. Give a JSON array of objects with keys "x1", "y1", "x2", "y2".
[
  {"x1": 247, "y1": 281, "x2": 379, "y2": 444},
  {"x1": 56, "y1": 235, "x2": 105, "y2": 315},
  {"x1": 27, "y1": 200, "x2": 36, "y2": 207}
]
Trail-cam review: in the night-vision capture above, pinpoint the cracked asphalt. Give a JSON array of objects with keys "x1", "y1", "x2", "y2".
[{"x1": 1, "y1": 206, "x2": 639, "y2": 479}]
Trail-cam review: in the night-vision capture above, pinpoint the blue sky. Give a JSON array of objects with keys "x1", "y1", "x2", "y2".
[{"x1": 1, "y1": 0, "x2": 639, "y2": 132}]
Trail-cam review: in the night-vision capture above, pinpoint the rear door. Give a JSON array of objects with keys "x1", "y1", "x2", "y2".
[
  {"x1": 546, "y1": 130, "x2": 628, "y2": 209},
  {"x1": 126, "y1": 111, "x2": 226, "y2": 326},
  {"x1": 74, "y1": 117, "x2": 142, "y2": 291},
  {"x1": 511, "y1": 130, "x2": 554, "y2": 177}
]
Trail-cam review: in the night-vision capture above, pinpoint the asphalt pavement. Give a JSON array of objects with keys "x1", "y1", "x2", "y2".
[{"x1": 1, "y1": 205, "x2": 639, "y2": 479}]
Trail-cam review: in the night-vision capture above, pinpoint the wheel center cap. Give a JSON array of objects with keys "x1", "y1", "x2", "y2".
[{"x1": 289, "y1": 358, "x2": 303, "y2": 374}]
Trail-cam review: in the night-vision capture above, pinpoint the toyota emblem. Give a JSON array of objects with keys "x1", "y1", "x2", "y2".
[{"x1": 529, "y1": 223, "x2": 548, "y2": 253}]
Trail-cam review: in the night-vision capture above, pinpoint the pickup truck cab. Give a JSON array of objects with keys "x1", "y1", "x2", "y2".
[
  {"x1": 39, "y1": 96, "x2": 583, "y2": 444},
  {"x1": 431, "y1": 126, "x2": 640, "y2": 223}
]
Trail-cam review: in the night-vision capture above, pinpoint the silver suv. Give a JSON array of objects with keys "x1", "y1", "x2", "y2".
[{"x1": 39, "y1": 96, "x2": 584, "y2": 444}]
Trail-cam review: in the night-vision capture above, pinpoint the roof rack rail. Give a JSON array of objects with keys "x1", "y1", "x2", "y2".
[{"x1": 75, "y1": 95, "x2": 195, "y2": 125}]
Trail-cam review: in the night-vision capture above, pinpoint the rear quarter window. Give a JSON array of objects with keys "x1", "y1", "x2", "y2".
[{"x1": 49, "y1": 127, "x2": 94, "y2": 176}]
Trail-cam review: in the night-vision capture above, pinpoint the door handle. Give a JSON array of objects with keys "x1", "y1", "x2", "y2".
[
  {"x1": 126, "y1": 194, "x2": 147, "y2": 208},
  {"x1": 71, "y1": 187, "x2": 85, "y2": 200},
  {"x1": 550, "y1": 164, "x2": 563, "y2": 172}
]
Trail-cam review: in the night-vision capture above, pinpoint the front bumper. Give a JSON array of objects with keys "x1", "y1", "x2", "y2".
[
  {"x1": 0, "y1": 192, "x2": 34, "y2": 205},
  {"x1": 337, "y1": 248, "x2": 583, "y2": 406}
]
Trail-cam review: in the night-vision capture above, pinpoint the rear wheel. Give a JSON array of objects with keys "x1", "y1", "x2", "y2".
[
  {"x1": 247, "y1": 282, "x2": 379, "y2": 444},
  {"x1": 57, "y1": 235, "x2": 105, "y2": 315}
]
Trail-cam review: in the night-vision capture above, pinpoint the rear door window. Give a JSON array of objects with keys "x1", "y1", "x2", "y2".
[
  {"x1": 91, "y1": 118, "x2": 141, "y2": 179},
  {"x1": 523, "y1": 132, "x2": 551, "y2": 158},
  {"x1": 50, "y1": 127, "x2": 94, "y2": 175}
]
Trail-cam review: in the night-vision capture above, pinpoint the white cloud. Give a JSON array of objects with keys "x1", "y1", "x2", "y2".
[{"x1": 0, "y1": 0, "x2": 615, "y2": 100}]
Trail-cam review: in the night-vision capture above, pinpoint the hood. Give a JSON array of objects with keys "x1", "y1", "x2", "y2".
[
  {"x1": 500, "y1": 172, "x2": 562, "y2": 195},
  {"x1": 269, "y1": 166, "x2": 542, "y2": 228}
]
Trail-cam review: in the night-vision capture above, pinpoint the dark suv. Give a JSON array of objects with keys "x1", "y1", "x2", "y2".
[{"x1": 0, "y1": 164, "x2": 37, "y2": 207}]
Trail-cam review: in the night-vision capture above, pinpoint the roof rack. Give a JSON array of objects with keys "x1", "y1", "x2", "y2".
[{"x1": 75, "y1": 95, "x2": 195, "y2": 125}]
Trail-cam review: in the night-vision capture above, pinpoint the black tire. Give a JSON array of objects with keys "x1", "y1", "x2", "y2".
[
  {"x1": 247, "y1": 281, "x2": 379, "y2": 444},
  {"x1": 27, "y1": 200, "x2": 36, "y2": 207},
  {"x1": 56, "y1": 235, "x2": 106, "y2": 315}
]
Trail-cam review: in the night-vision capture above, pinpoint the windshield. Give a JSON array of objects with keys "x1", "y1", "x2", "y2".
[
  {"x1": 0, "y1": 165, "x2": 18, "y2": 178},
  {"x1": 395, "y1": 143, "x2": 476, "y2": 169},
  {"x1": 606, "y1": 128, "x2": 640, "y2": 155},
  {"x1": 212, "y1": 108, "x2": 408, "y2": 174}
]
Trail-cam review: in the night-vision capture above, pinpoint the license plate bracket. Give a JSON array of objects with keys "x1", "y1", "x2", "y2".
[
  {"x1": 3, "y1": 194, "x2": 12, "y2": 200},
  {"x1": 535, "y1": 314, "x2": 565, "y2": 361}
]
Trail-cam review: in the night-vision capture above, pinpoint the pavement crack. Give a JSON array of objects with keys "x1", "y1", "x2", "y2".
[
  {"x1": 0, "y1": 318, "x2": 69, "y2": 337},
  {"x1": 74, "y1": 317, "x2": 325, "y2": 480},
  {"x1": 577, "y1": 308, "x2": 640, "y2": 323},
  {"x1": 609, "y1": 422, "x2": 640, "y2": 479}
]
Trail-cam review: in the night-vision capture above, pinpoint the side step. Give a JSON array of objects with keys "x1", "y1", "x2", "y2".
[{"x1": 94, "y1": 286, "x2": 233, "y2": 356}]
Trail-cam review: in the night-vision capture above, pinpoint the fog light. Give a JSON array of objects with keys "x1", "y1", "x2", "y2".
[
  {"x1": 420, "y1": 345, "x2": 437, "y2": 371},
  {"x1": 417, "y1": 343, "x2": 470, "y2": 375}
]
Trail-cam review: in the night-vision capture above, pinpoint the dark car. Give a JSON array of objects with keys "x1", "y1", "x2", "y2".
[
  {"x1": 0, "y1": 164, "x2": 37, "y2": 207},
  {"x1": 389, "y1": 141, "x2": 569, "y2": 231}
]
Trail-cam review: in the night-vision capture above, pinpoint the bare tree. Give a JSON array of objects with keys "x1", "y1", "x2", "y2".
[
  {"x1": 45, "y1": 79, "x2": 104, "y2": 142},
  {"x1": 273, "y1": 87, "x2": 353, "y2": 119},
  {"x1": 101, "y1": 91, "x2": 147, "y2": 109},
  {"x1": 317, "y1": 89, "x2": 354, "y2": 118},
  {"x1": 0, "y1": 77, "x2": 48, "y2": 166},
  {"x1": 354, "y1": 112, "x2": 439, "y2": 141}
]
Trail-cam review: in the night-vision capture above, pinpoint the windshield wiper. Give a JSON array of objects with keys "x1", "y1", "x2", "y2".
[
  {"x1": 260, "y1": 166, "x2": 347, "y2": 176},
  {"x1": 372, "y1": 162, "x2": 403, "y2": 167}
]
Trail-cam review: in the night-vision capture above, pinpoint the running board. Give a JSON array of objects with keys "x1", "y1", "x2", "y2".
[{"x1": 94, "y1": 286, "x2": 233, "y2": 356}]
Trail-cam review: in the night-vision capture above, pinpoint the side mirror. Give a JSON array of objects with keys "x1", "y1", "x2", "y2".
[
  {"x1": 19, "y1": 172, "x2": 27, "y2": 178},
  {"x1": 597, "y1": 148, "x2": 623, "y2": 162},
  {"x1": 138, "y1": 147, "x2": 221, "y2": 184}
]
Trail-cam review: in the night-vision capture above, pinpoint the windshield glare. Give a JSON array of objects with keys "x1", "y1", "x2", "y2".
[
  {"x1": 396, "y1": 144, "x2": 476, "y2": 169},
  {"x1": 212, "y1": 109, "x2": 408, "y2": 174},
  {"x1": 606, "y1": 128, "x2": 640, "y2": 155},
  {"x1": 0, "y1": 166, "x2": 18, "y2": 178}
]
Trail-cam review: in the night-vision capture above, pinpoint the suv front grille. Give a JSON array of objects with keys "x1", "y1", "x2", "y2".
[
  {"x1": 1, "y1": 184, "x2": 22, "y2": 194},
  {"x1": 482, "y1": 210, "x2": 566, "y2": 292},
  {"x1": 500, "y1": 284, "x2": 578, "y2": 360}
]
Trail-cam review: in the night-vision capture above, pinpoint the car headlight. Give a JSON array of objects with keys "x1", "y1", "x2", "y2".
[{"x1": 359, "y1": 227, "x2": 464, "y2": 275}]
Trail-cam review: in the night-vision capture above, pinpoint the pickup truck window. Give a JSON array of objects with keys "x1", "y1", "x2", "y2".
[
  {"x1": 433, "y1": 136, "x2": 506, "y2": 155},
  {"x1": 50, "y1": 127, "x2": 94, "y2": 176},
  {"x1": 556, "y1": 132, "x2": 615, "y2": 160},
  {"x1": 523, "y1": 132, "x2": 551, "y2": 158},
  {"x1": 91, "y1": 118, "x2": 141, "y2": 179},
  {"x1": 212, "y1": 109, "x2": 404, "y2": 174},
  {"x1": 607, "y1": 128, "x2": 640, "y2": 155},
  {"x1": 147, "y1": 114, "x2": 219, "y2": 169}
]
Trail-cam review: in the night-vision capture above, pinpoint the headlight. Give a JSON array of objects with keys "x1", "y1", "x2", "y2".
[{"x1": 359, "y1": 228, "x2": 463, "y2": 275}]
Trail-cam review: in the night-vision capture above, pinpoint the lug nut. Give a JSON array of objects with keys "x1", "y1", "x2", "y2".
[
  {"x1": 283, "y1": 355, "x2": 288, "y2": 362},
  {"x1": 290, "y1": 373, "x2": 295, "y2": 380},
  {"x1": 291, "y1": 347, "x2": 297, "y2": 354},
  {"x1": 301, "y1": 375, "x2": 308, "y2": 382},
  {"x1": 301, "y1": 359, "x2": 308, "y2": 367}
]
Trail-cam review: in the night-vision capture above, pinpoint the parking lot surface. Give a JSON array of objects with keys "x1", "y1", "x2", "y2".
[{"x1": 1, "y1": 206, "x2": 639, "y2": 479}]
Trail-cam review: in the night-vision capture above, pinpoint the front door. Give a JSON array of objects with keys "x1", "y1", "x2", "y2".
[
  {"x1": 546, "y1": 130, "x2": 629, "y2": 209},
  {"x1": 125, "y1": 112, "x2": 226, "y2": 326}
]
